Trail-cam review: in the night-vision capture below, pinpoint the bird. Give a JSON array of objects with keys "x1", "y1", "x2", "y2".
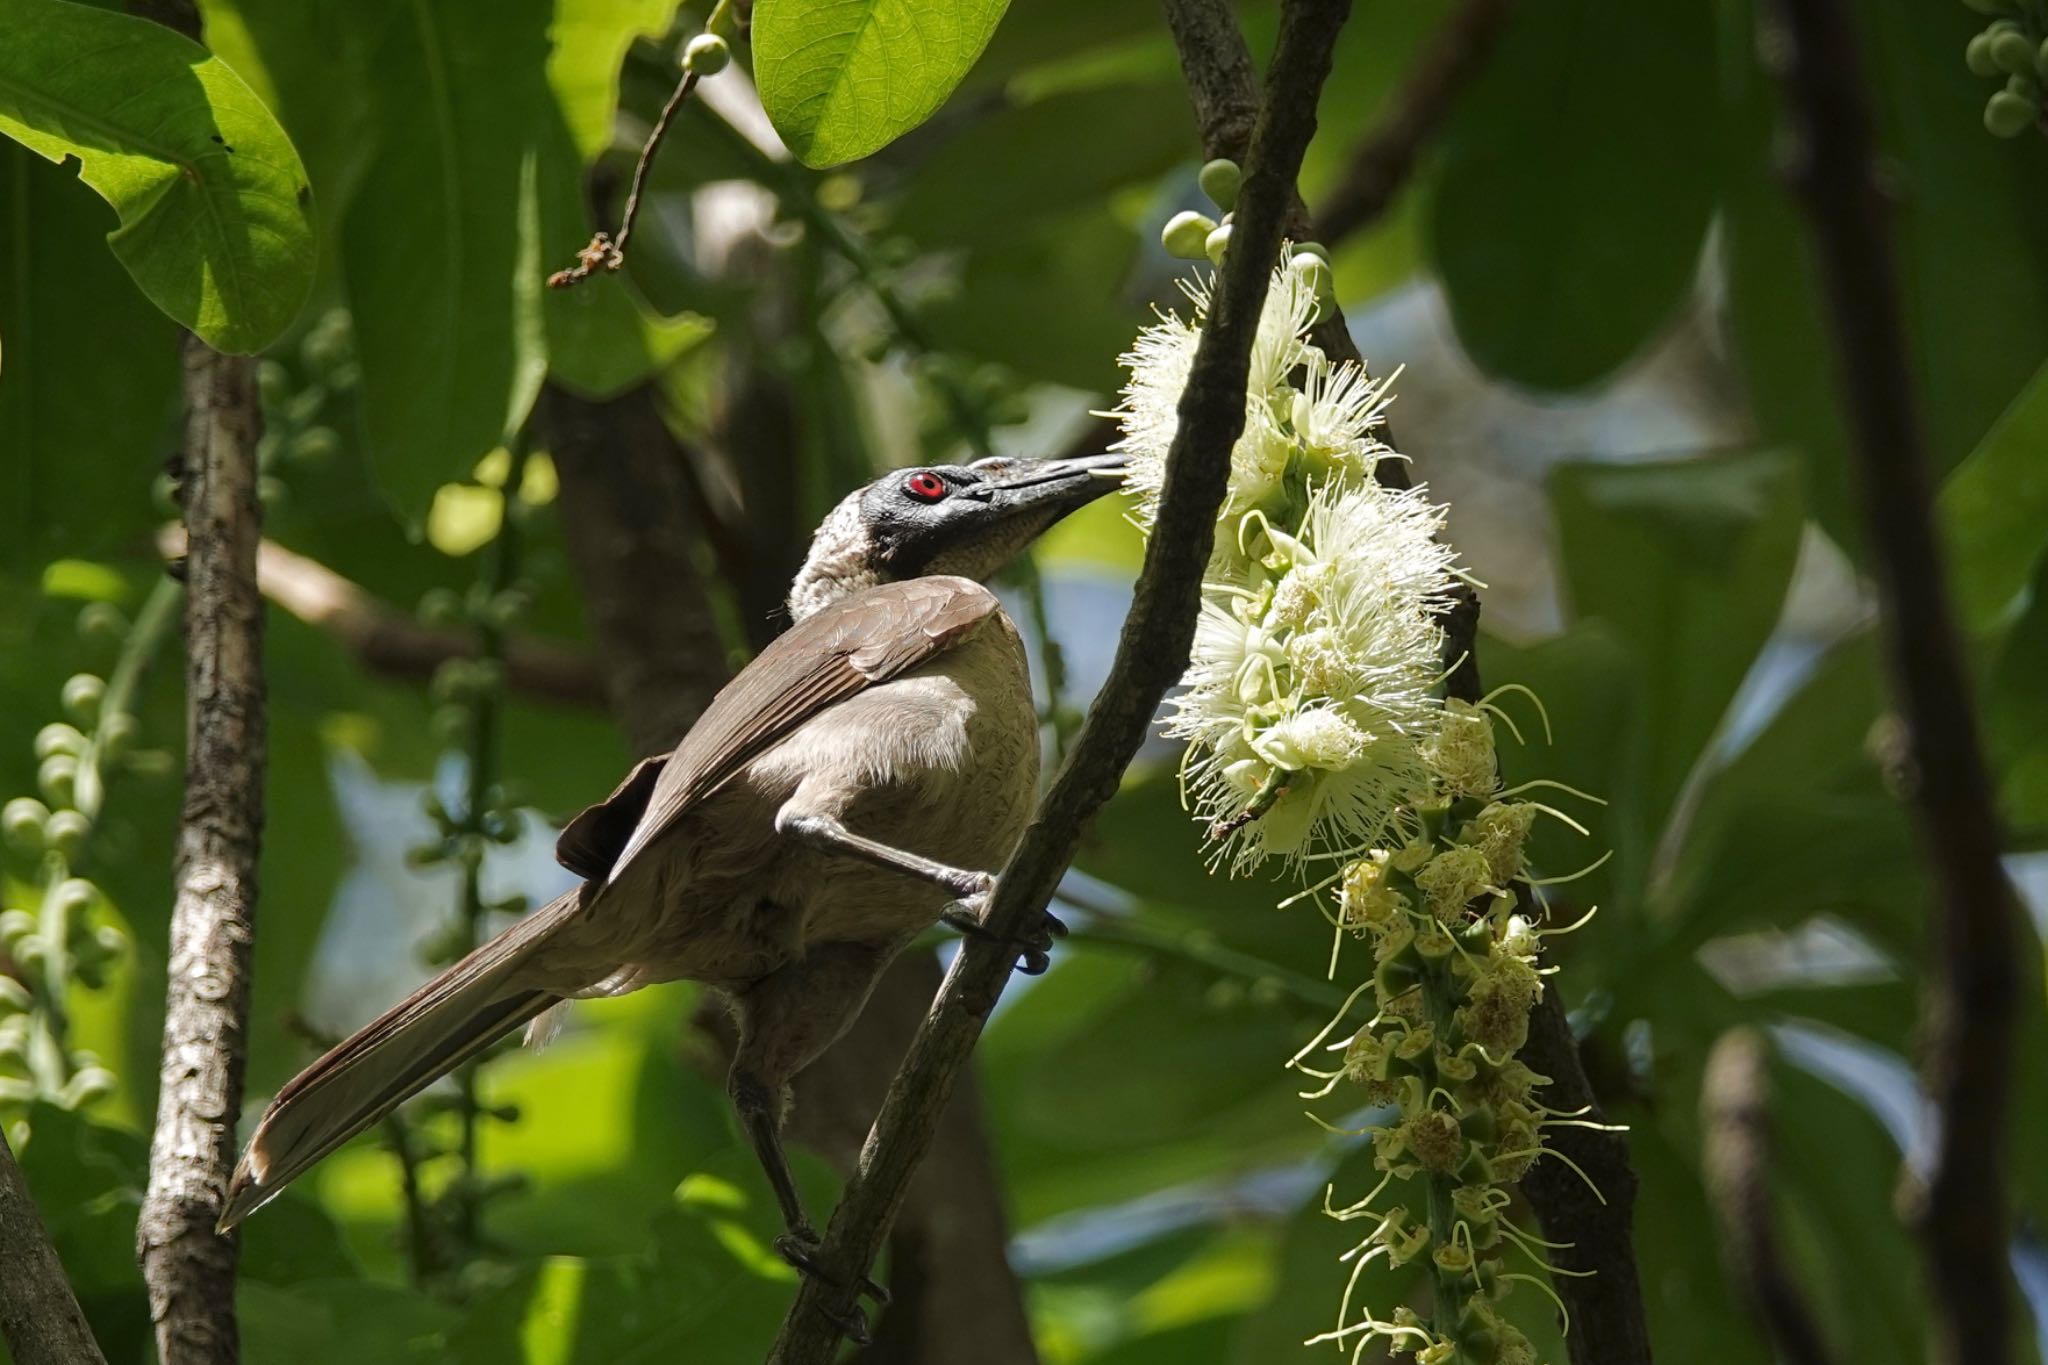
[{"x1": 218, "y1": 451, "x2": 1127, "y2": 1326}]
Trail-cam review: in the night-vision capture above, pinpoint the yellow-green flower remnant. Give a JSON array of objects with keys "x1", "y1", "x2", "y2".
[{"x1": 1114, "y1": 231, "x2": 1604, "y2": 1363}]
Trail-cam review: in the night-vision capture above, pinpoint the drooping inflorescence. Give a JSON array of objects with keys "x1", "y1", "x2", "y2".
[{"x1": 1116, "y1": 171, "x2": 1609, "y2": 1363}]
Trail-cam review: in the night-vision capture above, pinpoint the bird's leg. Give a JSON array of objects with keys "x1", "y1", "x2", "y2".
[
  {"x1": 941, "y1": 903, "x2": 1068, "y2": 976},
  {"x1": 726, "y1": 949, "x2": 897, "y2": 1336},
  {"x1": 775, "y1": 810, "x2": 993, "y2": 901}
]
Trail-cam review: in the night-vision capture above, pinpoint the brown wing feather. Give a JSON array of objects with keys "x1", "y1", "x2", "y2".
[
  {"x1": 555, "y1": 754, "x2": 668, "y2": 879},
  {"x1": 605, "y1": 576, "x2": 1000, "y2": 878}
]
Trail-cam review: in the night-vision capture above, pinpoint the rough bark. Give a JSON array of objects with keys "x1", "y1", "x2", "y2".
[
  {"x1": 137, "y1": 336, "x2": 266, "y2": 1365},
  {"x1": 765, "y1": 2, "x2": 1354, "y2": 1357},
  {"x1": 1765, "y1": 3, "x2": 2022, "y2": 1360},
  {"x1": 0, "y1": 1130, "x2": 108, "y2": 1365}
]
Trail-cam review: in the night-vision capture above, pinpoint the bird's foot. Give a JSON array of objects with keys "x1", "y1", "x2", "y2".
[
  {"x1": 942, "y1": 900, "x2": 1067, "y2": 976},
  {"x1": 775, "y1": 1228, "x2": 889, "y2": 1345}
]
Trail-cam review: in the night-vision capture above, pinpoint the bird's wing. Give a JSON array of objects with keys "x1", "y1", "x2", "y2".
[
  {"x1": 594, "y1": 575, "x2": 1001, "y2": 879},
  {"x1": 555, "y1": 754, "x2": 668, "y2": 879}
]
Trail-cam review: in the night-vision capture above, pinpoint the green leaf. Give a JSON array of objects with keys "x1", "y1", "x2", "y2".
[
  {"x1": 1939, "y1": 359, "x2": 2048, "y2": 631},
  {"x1": 0, "y1": 0, "x2": 315, "y2": 352},
  {"x1": 0, "y1": 141, "x2": 180, "y2": 581},
  {"x1": 1549, "y1": 451, "x2": 1804, "y2": 862},
  {"x1": 753, "y1": 0, "x2": 1010, "y2": 168},
  {"x1": 1427, "y1": 0, "x2": 1720, "y2": 390}
]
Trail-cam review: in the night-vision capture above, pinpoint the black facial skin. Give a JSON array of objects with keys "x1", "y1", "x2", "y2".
[{"x1": 860, "y1": 455, "x2": 1127, "y2": 579}]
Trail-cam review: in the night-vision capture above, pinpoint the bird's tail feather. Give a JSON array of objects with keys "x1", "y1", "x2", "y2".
[{"x1": 220, "y1": 886, "x2": 588, "y2": 1230}]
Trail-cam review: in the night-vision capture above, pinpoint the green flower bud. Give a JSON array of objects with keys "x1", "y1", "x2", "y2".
[
  {"x1": 1987, "y1": 88, "x2": 2039, "y2": 135},
  {"x1": 0, "y1": 978, "x2": 29, "y2": 1012},
  {"x1": 2008, "y1": 71, "x2": 2040, "y2": 97},
  {"x1": 419, "y1": 587, "x2": 465, "y2": 627},
  {"x1": 1967, "y1": 31, "x2": 2000, "y2": 77},
  {"x1": 0, "y1": 912, "x2": 36, "y2": 950},
  {"x1": 2, "y1": 799, "x2": 50, "y2": 855},
  {"x1": 287, "y1": 426, "x2": 342, "y2": 466},
  {"x1": 60, "y1": 674, "x2": 105, "y2": 726},
  {"x1": 37, "y1": 755, "x2": 78, "y2": 809},
  {"x1": 1963, "y1": 0, "x2": 2013, "y2": 13},
  {"x1": 92, "y1": 925, "x2": 127, "y2": 958},
  {"x1": 682, "y1": 32, "x2": 731, "y2": 75},
  {"x1": 58, "y1": 1067, "x2": 115, "y2": 1110},
  {"x1": 1993, "y1": 27, "x2": 2038, "y2": 74},
  {"x1": 33, "y1": 724, "x2": 85, "y2": 761},
  {"x1": 1197, "y1": 158, "x2": 1241, "y2": 211},
  {"x1": 431, "y1": 706, "x2": 470, "y2": 748},
  {"x1": 44, "y1": 811, "x2": 91, "y2": 861},
  {"x1": 75, "y1": 602, "x2": 128, "y2": 649},
  {"x1": 1204, "y1": 222, "x2": 1232, "y2": 266},
  {"x1": 99, "y1": 714, "x2": 139, "y2": 763},
  {"x1": 53, "y1": 879, "x2": 95, "y2": 919},
  {"x1": 483, "y1": 588, "x2": 531, "y2": 631},
  {"x1": 1161, "y1": 210, "x2": 1218, "y2": 260},
  {"x1": 257, "y1": 360, "x2": 292, "y2": 407}
]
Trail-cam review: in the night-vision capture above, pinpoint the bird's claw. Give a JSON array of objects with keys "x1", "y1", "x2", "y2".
[
  {"x1": 774, "y1": 1230, "x2": 892, "y2": 1340},
  {"x1": 942, "y1": 902, "x2": 1067, "y2": 976}
]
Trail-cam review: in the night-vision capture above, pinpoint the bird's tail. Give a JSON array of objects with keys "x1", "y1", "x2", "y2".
[{"x1": 220, "y1": 885, "x2": 589, "y2": 1230}]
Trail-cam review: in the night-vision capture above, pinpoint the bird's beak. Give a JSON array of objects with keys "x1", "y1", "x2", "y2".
[{"x1": 974, "y1": 452, "x2": 1129, "y2": 518}]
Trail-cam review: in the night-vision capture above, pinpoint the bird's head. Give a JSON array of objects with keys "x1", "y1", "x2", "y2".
[{"x1": 788, "y1": 453, "x2": 1129, "y2": 620}]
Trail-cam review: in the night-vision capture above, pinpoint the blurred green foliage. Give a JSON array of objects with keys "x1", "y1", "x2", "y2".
[{"x1": 0, "y1": 0, "x2": 2045, "y2": 1362}]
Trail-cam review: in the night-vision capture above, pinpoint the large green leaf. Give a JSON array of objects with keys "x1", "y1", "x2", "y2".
[
  {"x1": 753, "y1": 0, "x2": 1010, "y2": 168},
  {"x1": 0, "y1": 0, "x2": 315, "y2": 352},
  {"x1": 1427, "y1": 0, "x2": 1720, "y2": 390},
  {"x1": 1548, "y1": 451, "x2": 1805, "y2": 886},
  {"x1": 1939, "y1": 359, "x2": 2048, "y2": 632},
  {"x1": 0, "y1": 141, "x2": 180, "y2": 580}
]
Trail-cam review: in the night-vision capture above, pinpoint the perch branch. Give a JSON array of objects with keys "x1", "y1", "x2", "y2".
[
  {"x1": 1312, "y1": 0, "x2": 1515, "y2": 247},
  {"x1": 1765, "y1": 3, "x2": 2022, "y2": 1362},
  {"x1": 0, "y1": 1130, "x2": 108, "y2": 1365},
  {"x1": 763, "y1": 2, "x2": 1355, "y2": 1358},
  {"x1": 137, "y1": 337, "x2": 266, "y2": 1365},
  {"x1": 1161, "y1": 3, "x2": 1650, "y2": 1360},
  {"x1": 1701, "y1": 1029, "x2": 1838, "y2": 1365},
  {"x1": 550, "y1": 70, "x2": 700, "y2": 287},
  {"x1": 159, "y1": 528, "x2": 606, "y2": 709}
]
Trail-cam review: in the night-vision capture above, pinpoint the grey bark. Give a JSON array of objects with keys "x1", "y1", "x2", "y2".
[
  {"x1": 0, "y1": 1129, "x2": 109, "y2": 1365},
  {"x1": 137, "y1": 337, "x2": 266, "y2": 1365}
]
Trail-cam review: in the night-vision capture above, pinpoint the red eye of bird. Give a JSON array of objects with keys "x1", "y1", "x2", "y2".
[{"x1": 905, "y1": 471, "x2": 948, "y2": 502}]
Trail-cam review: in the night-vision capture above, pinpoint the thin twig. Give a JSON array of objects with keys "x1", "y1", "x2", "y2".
[
  {"x1": 138, "y1": 336, "x2": 266, "y2": 1365},
  {"x1": 549, "y1": 70, "x2": 701, "y2": 288},
  {"x1": 1764, "y1": 4, "x2": 2022, "y2": 1362},
  {"x1": 0, "y1": 1129, "x2": 108, "y2": 1365},
  {"x1": 1312, "y1": 0, "x2": 1516, "y2": 247},
  {"x1": 158, "y1": 528, "x2": 606, "y2": 709},
  {"x1": 761, "y1": 3, "x2": 1354, "y2": 1358},
  {"x1": 1701, "y1": 1029, "x2": 1838, "y2": 1365},
  {"x1": 1157, "y1": 3, "x2": 1650, "y2": 1361}
]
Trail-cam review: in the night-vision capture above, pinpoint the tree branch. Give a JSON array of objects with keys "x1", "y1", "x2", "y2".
[
  {"x1": 137, "y1": 336, "x2": 266, "y2": 1365},
  {"x1": 1161, "y1": 4, "x2": 1649, "y2": 1359},
  {"x1": 1764, "y1": 4, "x2": 2023, "y2": 1361},
  {"x1": 0, "y1": 1130, "x2": 108, "y2": 1365},
  {"x1": 763, "y1": 2, "x2": 1354, "y2": 1358},
  {"x1": 1701, "y1": 1029, "x2": 1838, "y2": 1365},
  {"x1": 1311, "y1": 0, "x2": 1514, "y2": 247},
  {"x1": 158, "y1": 528, "x2": 607, "y2": 710}
]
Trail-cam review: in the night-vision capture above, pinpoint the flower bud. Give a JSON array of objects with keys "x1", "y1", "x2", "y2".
[
  {"x1": 37, "y1": 755, "x2": 78, "y2": 809},
  {"x1": 75, "y1": 603, "x2": 128, "y2": 649},
  {"x1": 33, "y1": 724, "x2": 85, "y2": 761},
  {"x1": 60, "y1": 674, "x2": 105, "y2": 726},
  {"x1": 1161, "y1": 210, "x2": 1218, "y2": 260},
  {"x1": 1204, "y1": 223, "x2": 1232, "y2": 266},
  {"x1": 683, "y1": 33, "x2": 731, "y2": 76},
  {"x1": 44, "y1": 811, "x2": 91, "y2": 861},
  {"x1": 1197, "y1": 158, "x2": 1241, "y2": 211},
  {"x1": 1993, "y1": 27, "x2": 2038, "y2": 74},
  {"x1": 2, "y1": 799, "x2": 49, "y2": 855},
  {"x1": 1987, "y1": 88, "x2": 2038, "y2": 135}
]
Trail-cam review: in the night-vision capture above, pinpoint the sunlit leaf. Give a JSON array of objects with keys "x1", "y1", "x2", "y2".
[{"x1": 0, "y1": 0, "x2": 315, "y2": 352}]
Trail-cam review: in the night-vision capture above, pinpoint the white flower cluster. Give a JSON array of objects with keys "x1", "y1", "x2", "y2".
[{"x1": 1110, "y1": 254, "x2": 1461, "y2": 872}]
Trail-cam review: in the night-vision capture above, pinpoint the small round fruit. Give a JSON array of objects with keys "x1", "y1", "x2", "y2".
[
  {"x1": 60, "y1": 674, "x2": 105, "y2": 726},
  {"x1": 1161, "y1": 210, "x2": 1219, "y2": 260},
  {"x1": 1992, "y1": 28, "x2": 2037, "y2": 74},
  {"x1": 1968, "y1": 32, "x2": 2000, "y2": 76},
  {"x1": 33, "y1": 724, "x2": 84, "y2": 761},
  {"x1": 99, "y1": 714, "x2": 139, "y2": 763},
  {"x1": 1292, "y1": 251, "x2": 1335, "y2": 299},
  {"x1": 75, "y1": 602, "x2": 128, "y2": 648},
  {"x1": 1204, "y1": 223, "x2": 1233, "y2": 266},
  {"x1": 44, "y1": 811, "x2": 91, "y2": 861},
  {"x1": 1, "y1": 800, "x2": 49, "y2": 855},
  {"x1": 683, "y1": 33, "x2": 731, "y2": 75},
  {"x1": 37, "y1": 755, "x2": 78, "y2": 808},
  {"x1": 1987, "y1": 88, "x2": 2038, "y2": 135},
  {"x1": 1198, "y1": 158, "x2": 1242, "y2": 211}
]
